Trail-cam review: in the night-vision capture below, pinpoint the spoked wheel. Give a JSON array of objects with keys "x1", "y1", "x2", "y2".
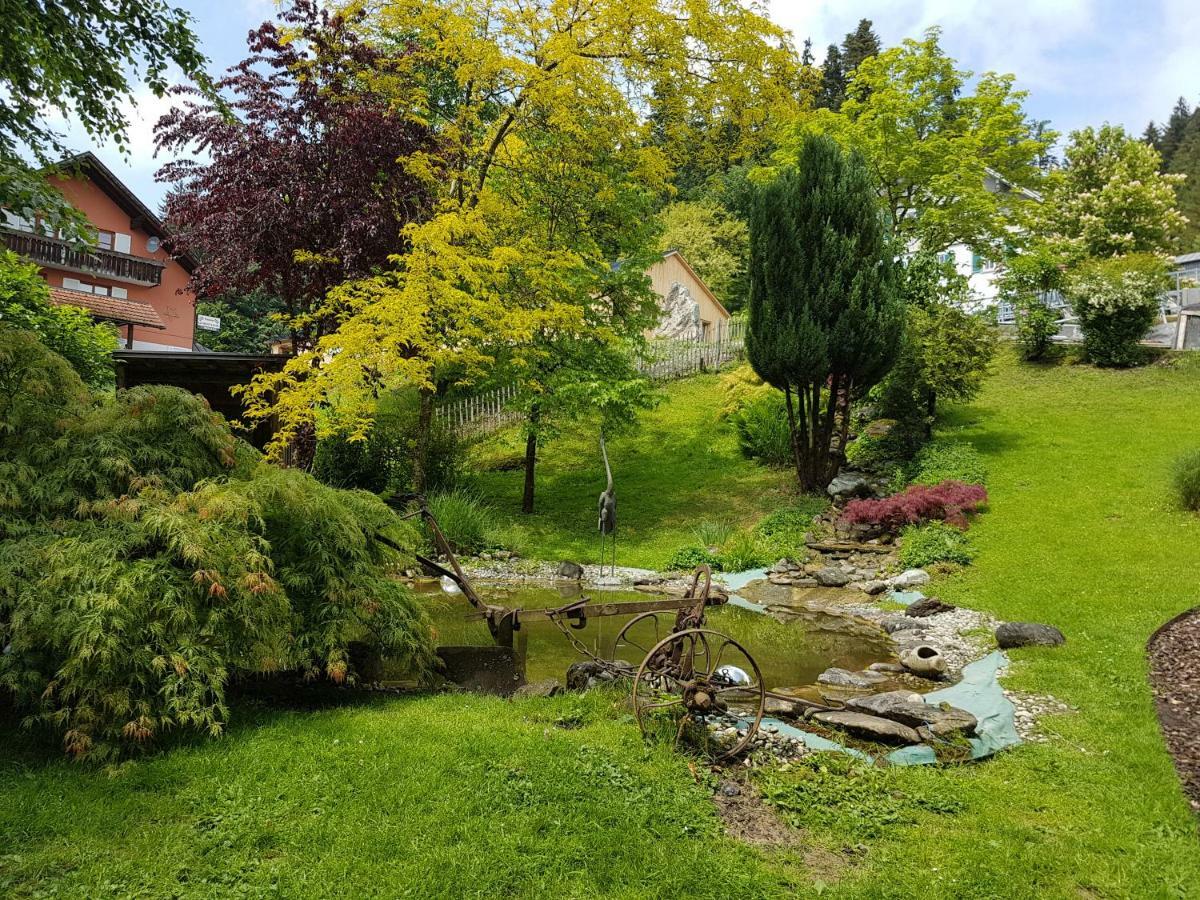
[
  {"x1": 612, "y1": 611, "x2": 669, "y2": 662},
  {"x1": 632, "y1": 628, "x2": 765, "y2": 762}
]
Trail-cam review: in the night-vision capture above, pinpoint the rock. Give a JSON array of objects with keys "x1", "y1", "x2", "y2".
[
  {"x1": 556, "y1": 560, "x2": 584, "y2": 580},
  {"x1": 862, "y1": 418, "x2": 896, "y2": 439},
  {"x1": 493, "y1": 549, "x2": 513, "y2": 560},
  {"x1": 859, "y1": 580, "x2": 889, "y2": 595},
  {"x1": 891, "y1": 568, "x2": 930, "y2": 588},
  {"x1": 867, "y1": 662, "x2": 906, "y2": 673},
  {"x1": 565, "y1": 659, "x2": 635, "y2": 690},
  {"x1": 827, "y1": 471, "x2": 876, "y2": 502},
  {"x1": 814, "y1": 567, "x2": 853, "y2": 588},
  {"x1": 899, "y1": 645, "x2": 947, "y2": 677},
  {"x1": 995, "y1": 622, "x2": 1066, "y2": 649},
  {"x1": 817, "y1": 667, "x2": 888, "y2": 689},
  {"x1": 812, "y1": 710, "x2": 921, "y2": 744},
  {"x1": 718, "y1": 780, "x2": 742, "y2": 797},
  {"x1": 846, "y1": 692, "x2": 977, "y2": 736},
  {"x1": 764, "y1": 696, "x2": 805, "y2": 718},
  {"x1": 881, "y1": 617, "x2": 926, "y2": 634},
  {"x1": 905, "y1": 597, "x2": 956, "y2": 617},
  {"x1": 512, "y1": 678, "x2": 563, "y2": 699}
]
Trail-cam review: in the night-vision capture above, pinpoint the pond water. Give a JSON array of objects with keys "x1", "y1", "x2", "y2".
[{"x1": 415, "y1": 580, "x2": 895, "y2": 693}]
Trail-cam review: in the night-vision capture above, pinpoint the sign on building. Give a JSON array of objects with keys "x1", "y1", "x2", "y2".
[{"x1": 197, "y1": 314, "x2": 221, "y2": 332}]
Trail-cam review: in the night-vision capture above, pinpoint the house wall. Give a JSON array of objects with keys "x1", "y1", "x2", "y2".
[
  {"x1": 645, "y1": 252, "x2": 730, "y2": 340},
  {"x1": 43, "y1": 175, "x2": 195, "y2": 350}
]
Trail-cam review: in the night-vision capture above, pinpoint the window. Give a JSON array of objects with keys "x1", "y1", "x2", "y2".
[
  {"x1": 114, "y1": 233, "x2": 131, "y2": 254},
  {"x1": 95, "y1": 230, "x2": 114, "y2": 250},
  {"x1": 63, "y1": 277, "x2": 123, "y2": 298},
  {"x1": 971, "y1": 252, "x2": 984, "y2": 274}
]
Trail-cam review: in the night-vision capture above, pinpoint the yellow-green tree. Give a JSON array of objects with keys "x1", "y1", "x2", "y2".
[{"x1": 240, "y1": 0, "x2": 800, "y2": 474}]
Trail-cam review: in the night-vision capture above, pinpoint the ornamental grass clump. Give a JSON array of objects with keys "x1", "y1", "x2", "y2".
[
  {"x1": 1172, "y1": 449, "x2": 1200, "y2": 512},
  {"x1": 841, "y1": 480, "x2": 988, "y2": 532}
]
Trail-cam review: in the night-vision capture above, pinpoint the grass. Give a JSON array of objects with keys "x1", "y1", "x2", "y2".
[
  {"x1": 3, "y1": 350, "x2": 1200, "y2": 897},
  {"x1": 469, "y1": 374, "x2": 796, "y2": 568}
]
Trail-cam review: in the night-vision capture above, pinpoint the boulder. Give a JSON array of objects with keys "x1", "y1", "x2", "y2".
[
  {"x1": 816, "y1": 667, "x2": 888, "y2": 689},
  {"x1": 881, "y1": 617, "x2": 926, "y2": 634},
  {"x1": 858, "y1": 580, "x2": 889, "y2": 596},
  {"x1": 763, "y1": 695, "x2": 806, "y2": 718},
  {"x1": 846, "y1": 691, "x2": 977, "y2": 736},
  {"x1": 995, "y1": 622, "x2": 1065, "y2": 649},
  {"x1": 814, "y1": 567, "x2": 853, "y2": 588},
  {"x1": 812, "y1": 710, "x2": 921, "y2": 744},
  {"x1": 511, "y1": 678, "x2": 563, "y2": 699},
  {"x1": 827, "y1": 471, "x2": 876, "y2": 502},
  {"x1": 867, "y1": 661, "x2": 906, "y2": 673},
  {"x1": 899, "y1": 645, "x2": 947, "y2": 677},
  {"x1": 905, "y1": 597, "x2": 956, "y2": 617},
  {"x1": 556, "y1": 560, "x2": 585, "y2": 580},
  {"x1": 891, "y1": 568, "x2": 930, "y2": 588}
]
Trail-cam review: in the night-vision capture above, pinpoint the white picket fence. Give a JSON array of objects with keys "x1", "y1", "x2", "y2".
[{"x1": 434, "y1": 320, "x2": 745, "y2": 437}]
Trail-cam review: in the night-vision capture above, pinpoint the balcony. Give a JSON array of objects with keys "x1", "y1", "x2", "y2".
[{"x1": 1, "y1": 225, "x2": 165, "y2": 287}]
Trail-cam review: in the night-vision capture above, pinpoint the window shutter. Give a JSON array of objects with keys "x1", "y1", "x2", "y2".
[
  {"x1": 111, "y1": 287, "x2": 128, "y2": 299},
  {"x1": 114, "y1": 233, "x2": 132, "y2": 254}
]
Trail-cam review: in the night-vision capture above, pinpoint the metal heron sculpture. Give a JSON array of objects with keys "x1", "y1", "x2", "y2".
[{"x1": 597, "y1": 431, "x2": 617, "y2": 577}]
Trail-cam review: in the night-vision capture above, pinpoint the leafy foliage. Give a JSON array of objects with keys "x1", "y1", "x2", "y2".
[
  {"x1": 1064, "y1": 253, "x2": 1170, "y2": 367},
  {"x1": 899, "y1": 521, "x2": 976, "y2": 568},
  {"x1": 842, "y1": 481, "x2": 988, "y2": 532},
  {"x1": 717, "y1": 363, "x2": 772, "y2": 419},
  {"x1": 790, "y1": 28, "x2": 1051, "y2": 253},
  {"x1": 193, "y1": 290, "x2": 287, "y2": 353},
  {"x1": 728, "y1": 392, "x2": 793, "y2": 467},
  {"x1": 910, "y1": 440, "x2": 988, "y2": 487},
  {"x1": 423, "y1": 490, "x2": 501, "y2": 556},
  {"x1": 997, "y1": 245, "x2": 1066, "y2": 361},
  {"x1": 753, "y1": 498, "x2": 827, "y2": 561},
  {"x1": 656, "y1": 200, "x2": 749, "y2": 311},
  {"x1": 0, "y1": 0, "x2": 207, "y2": 240},
  {"x1": 747, "y1": 134, "x2": 903, "y2": 490},
  {"x1": 0, "y1": 249, "x2": 115, "y2": 387},
  {"x1": 664, "y1": 545, "x2": 720, "y2": 573},
  {"x1": 1172, "y1": 449, "x2": 1200, "y2": 512},
  {"x1": 156, "y1": 0, "x2": 434, "y2": 347},
  {"x1": 0, "y1": 329, "x2": 433, "y2": 760}
]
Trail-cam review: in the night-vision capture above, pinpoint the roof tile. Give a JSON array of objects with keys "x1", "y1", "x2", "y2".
[{"x1": 49, "y1": 286, "x2": 165, "y2": 329}]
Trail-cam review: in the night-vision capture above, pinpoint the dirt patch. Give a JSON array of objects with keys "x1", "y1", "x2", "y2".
[
  {"x1": 712, "y1": 779, "x2": 803, "y2": 848},
  {"x1": 1147, "y1": 607, "x2": 1200, "y2": 814}
]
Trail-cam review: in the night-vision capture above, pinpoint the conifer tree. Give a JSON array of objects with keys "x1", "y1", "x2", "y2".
[
  {"x1": 746, "y1": 135, "x2": 903, "y2": 491},
  {"x1": 818, "y1": 44, "x2": 846, "y2": 111},
  {"x1": 841, "y1": 19, "x2": 882, "y2": 77}
]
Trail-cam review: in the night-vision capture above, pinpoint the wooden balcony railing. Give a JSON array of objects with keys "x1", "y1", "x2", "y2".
[{"x1": 1, "y1": 226, "x2": 166, "y2": 286}]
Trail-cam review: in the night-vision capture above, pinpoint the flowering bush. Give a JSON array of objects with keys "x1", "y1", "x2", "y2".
[
  {"x1": 1064, "y1": 253, "x2": 1171, "y2": 367},
  {"x1": 841, "y1": 481, "x2": 988, "y2": 531}
]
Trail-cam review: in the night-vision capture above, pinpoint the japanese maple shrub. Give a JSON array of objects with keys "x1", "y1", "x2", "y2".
[{"x1": 841, "y1": 481, "x2": 988, "y2": 532}]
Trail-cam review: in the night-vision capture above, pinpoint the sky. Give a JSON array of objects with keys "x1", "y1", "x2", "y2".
[{"x1": 46, "y1": 0, "x2": 1200, "y2": 211}]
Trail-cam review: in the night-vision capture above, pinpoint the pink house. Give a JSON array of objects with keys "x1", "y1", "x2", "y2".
[{"x1": 1, "y1": 152, "x2": 197, "y2": 351}]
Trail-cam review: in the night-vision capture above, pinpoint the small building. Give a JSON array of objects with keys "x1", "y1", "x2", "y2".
[
  {"x1": 2, "y1": 152, "x2": 198, "y2": 351},
  {"x1": 645, "y1": 249, "x2": 731, "y2": 342},
  {"x1": 1176, "y1": 304, "x2": 1200, "y2": 351}
]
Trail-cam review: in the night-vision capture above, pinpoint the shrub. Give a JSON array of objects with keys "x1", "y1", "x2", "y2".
[
  {"x1": 424, "y1": 490, "x2": 498, "y2": 555},
  {"x1": 729, "y1": 392, "x2": 793, "y2": 467},
  {"x1": 1013, "y1": 296, "x2": 1061, "y2": 361},
  {"x1": 910, "y1": 440, "x2": 988, "y2": 487},
  {"x1": 0, "y1": 330, "x2": 435, "y2": 760},
  {"x1": 899, "y1": 522, "x2": 975, "y2": 568},
  {"x1": 692, "y1": 519, "x2": 735, "y2": 549},
  {"x1": 666, "y1": 546, "x2": 721, "y2": 572},
  {"x1": 313, "y1": 388, "x2": 460, "y2": 494},
  {"x1": 717, "y1": 530, "x2": 767, "y2": 572},
  {"x1": 1172, "y1": 450, "x2": 1200, "y2": 512},
  {"x1": 717, "y1": 363, "x2": 772, "y2": 419},
  {"x1": 842, "y1": 481, "x2": 988, "y2": 532},
  {"x1": 753, "y1": 498, "x2": 827, "y2": 560},
  {"x1": 1065, "y1": 253, "x2": 1170, "y2": 368}
]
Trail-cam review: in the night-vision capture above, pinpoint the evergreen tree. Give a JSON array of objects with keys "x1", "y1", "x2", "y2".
[
  {"x1": 841, "y1": 18, "x2": 882, "y2": 77},
  {"x1": 1158, "y1": 97, "x2": 1194, "y2": 170},
  {"x1": 1168, "y1": 126, "x2": 1200, "y2": 247},
  {"x1": 818, "y1": 44, "x2": 846, "y2": 111},
  {"x1": 801, "y1": 37, "x2": 815, "y2": 68},
  {"x1": 746, "y1": 134, "x2": 903, "y2": 491}
]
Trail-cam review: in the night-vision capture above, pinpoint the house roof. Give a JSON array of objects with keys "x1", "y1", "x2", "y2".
[
  {"x1": 658, "y1": 249, "x2": 731, "y2": 320},
  {"x1": 1175, "y1": 251, "x2": 1200, "y2": 266},
  {"x1": 50, "y1": 286, "x2": 165, "y2": 329},
  {"x1": 50, "y1": 152, "x2": 198, "y2": 273}
]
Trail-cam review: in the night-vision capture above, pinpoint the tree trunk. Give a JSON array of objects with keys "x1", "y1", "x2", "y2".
[
  {"x1": 522, "y1": 405, "x2": 540, "y2": 514},
  {"x1": 412, "y1": 386, "x2": 434, "y2": 493},
  {"x1": 783, "y1": 386, "x2": 805, "y2": 487}
]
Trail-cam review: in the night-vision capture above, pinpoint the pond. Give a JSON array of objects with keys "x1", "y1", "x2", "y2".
[{"x1": 415, "y1": 580, "x2": 896, "y2": 694}]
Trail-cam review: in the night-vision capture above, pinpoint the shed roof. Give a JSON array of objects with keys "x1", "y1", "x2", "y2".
[{"x1": 49, "y1": 286, "x2": 165, "y2": 329}]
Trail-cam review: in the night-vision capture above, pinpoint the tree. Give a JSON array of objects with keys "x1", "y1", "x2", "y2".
[
  {"x1": 817, "y1": 44, "x2": 847, "y2": 111},
  {"x1": 194, "y1": 291, "x2": 287, "y2": 354},
  {"x1": 997, "y1": 244, "x2": 1065, "y2": 361},
  {"x1": 657, "y1": 200, "x2": 750, "y2": 311},
  {"x1": 1064, "y1": 253, "x2": 1170, "y2": 367},
  {"x1": 237, "y1": 0, "x2": 800, "y2": 470},
  {"x1": 0, "y1": 0, "x2": 207, "y2": 242},
  {"x1": 155, "y1": 0, "x2": 435, "y2": 350},
  {"x1": 0, "y1": 249, "x2": 115, "y2": 386},
  {"x1": 841, "y1": 19, "x2": 882, "y2": 77},
  {"x1": 789, "y1": 29, "x2": 1051, "y2": 254},
  {"x1": 1153, "y1": 97, "x2": 1194, "y2": 170},
  {"x1": 1168, "y1": 127, "x2": 1200, "y2": 247},
  {"x1": 888, "y1": 252, "x2": 996, "y2": 435},
  {"x1": 1039, "y1": 125, "x2": 1186, "y2": 261},
  {"x1": 746, "y1": 134, "x2": 903, "y2": 491}
]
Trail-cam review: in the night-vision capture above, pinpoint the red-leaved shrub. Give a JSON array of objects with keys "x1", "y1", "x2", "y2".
[{"x1": 841, "y1": 480, "x2": 988, "y2": 531}]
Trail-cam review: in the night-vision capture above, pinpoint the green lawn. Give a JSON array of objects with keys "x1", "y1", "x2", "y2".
[
  {"x1": 470, "y1": 374, "x2": 794, "y2": 569},
  {"x1": 3, "y1": 351, "x2": 1200, "y2": 898}
]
